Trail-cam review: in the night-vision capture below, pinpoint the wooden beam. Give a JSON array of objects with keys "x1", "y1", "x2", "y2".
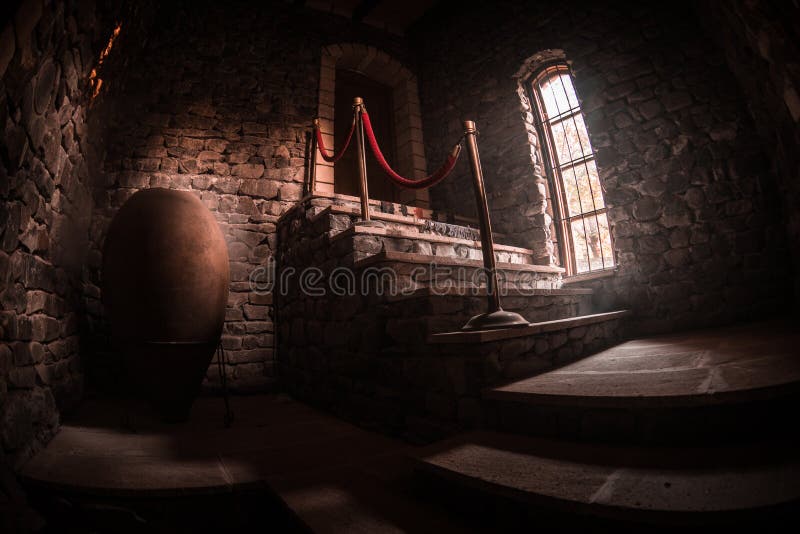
[{"x1": 353, "y1": 0, "x2": 382, "y2": 22}]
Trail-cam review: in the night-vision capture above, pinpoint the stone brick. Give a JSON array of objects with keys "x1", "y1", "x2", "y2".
[
  {"x1": 226, "y1": 349, "x2": 272, "y2": 364},
  {"x1": 243, "y1": 304, "x2": 269, "y2": 320},
  {"x1": 239, "y1": 180, "x2": 278, "y2": 199},
  {"x1": 661, "y1": 91, "x2": 693, "y2": 112},
  {"x1": 278, "y1": 183, "x2": 302, "y2": 201},
  {"x1": 632, "y1": 196, "x2": 662, "y2": 221},
  {"x1": 0, "y1": 345, "x2": 12, "y2": 375},
  {"x1": 12, "y1": 342, "x2": 44, "y2": 366},
  {"x1": 638, "y1": 235, "x2": 670, "y2": 254},
  {"x1": 30, "y1": 314, "x2": 60, "y2": 342},
  {"x1": 245, "y1": 321, "x2": 273, "y2": 334},
  {"x1": 638, "y1": 99, "x2": 663, "y2": 120},
  {"x1": 8, "y1": 367, "x2": 36, "y2": 389},
  {"x1": 568, "y1": 326, "x2": 587, "y2": 339},
  {"x1": 231, "y1": 163, "x2": 264, "y2": 179},
  {"x1": 549, "y1": 332, "x2": 568, "y2": 349}
]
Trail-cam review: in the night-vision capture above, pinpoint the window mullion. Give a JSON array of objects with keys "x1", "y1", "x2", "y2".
[{"x1": 558, "y1": 154, "x2": 594, "y2": 173}]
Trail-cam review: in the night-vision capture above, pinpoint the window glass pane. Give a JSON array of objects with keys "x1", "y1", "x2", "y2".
[
  {"x1": 555, "y1": 73, "x2": 580, "y2": 111},
  {"x1": 570, "y1": 215, "x2": 614, "y2": 273},
  {"x1": 560, "y1": 166, "x2": 585, "y2": 217},
  {"x1": 587, "y1": 160, "x2": 605, "y2": 210},
  {"x1": 571, "y1": 216, "x2": 599, "y2": 273},
  {"x1": 571, "y1": 112, "x2": 593, "y2": 154},
  {"x1": 566, "y1": 160, "x2": 604, "y2": 212},
  {"x1": 597, "y1": 212, "x2": 614, "y2": 269},
  {"x1": 550, "y1": 113, "x2": 593, "y2": 164},
  {"x1": 538, "y1": 72, "x2": 579, "y2": 118},
  {"x1": 538, "y1": 76, "x2": 561, "y2": 120},
  {"x1": 570, "y1": 218, "x2": 591, "y2": 274}
]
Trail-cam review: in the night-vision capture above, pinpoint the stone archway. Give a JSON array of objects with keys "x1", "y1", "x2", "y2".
[
  {"x1": 512, "y1": 49, "x2": 569, "y2": 267},
  {"x1": 315, "y1": 43, "x2": 429, "y2": 208}
]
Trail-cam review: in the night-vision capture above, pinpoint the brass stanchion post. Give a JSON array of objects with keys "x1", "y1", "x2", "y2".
[
  {"x1": 461, "y1": 120, "x2": 529, "y2": 331},
  {"x1": 309, "y1": 120, "x2": 319, "y2": 195},
  {"x1": 353, "y1": 97, "x2": 383, "y2": 227}
]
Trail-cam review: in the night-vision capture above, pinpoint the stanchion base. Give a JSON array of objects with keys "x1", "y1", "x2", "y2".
[
  {"x1": 462, "y1": 309, "x2": 530, "y2": 331},
  {"x1": 354, "y1": 219, "x2": 385, "y2": 228}
]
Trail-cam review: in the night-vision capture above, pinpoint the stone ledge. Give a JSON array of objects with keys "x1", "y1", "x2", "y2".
[
  {"x1": 386, "y1": 286, "x2": 593, "y2": 303},
  {"x1": 355, "y1": 250, "x2": 566, "y2": 274},
  {"x1": 428, "y1": 310, "x2": 630, "y2": 344},
  {"x1": 562, "y1": 268, "x2": 618, "y2": 285}
]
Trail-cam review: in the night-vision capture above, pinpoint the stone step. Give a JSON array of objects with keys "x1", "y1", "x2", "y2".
[
  {"x1": 354, "y1": 250, "x2": 565, "y2": 293},
  {"x1": 308, "y1": 200, "x2": 493, "y2": 238},
  {"x1": 483, "y1": 317, "x2": 800, "y2": 444},
  {"x1": 330, "y1": 223, "x2": 536, "y2": 265},
  {"x1": 382, "y1": 311, "x2": 629, "y2": 400},
  {"x1": 414, "y1": 430, "x2": 800, "y2": 526},
  {"x1": 383, "y1": 287, "x2": 594, "y2": 332}
]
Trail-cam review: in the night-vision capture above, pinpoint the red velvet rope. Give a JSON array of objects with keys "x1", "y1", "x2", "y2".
[
  {"x1": 315, "y1": 119, "x2": 355, "y2": 163},
  {"x1": 362, "y1": 110, "x2": 460, "y2": 190}
]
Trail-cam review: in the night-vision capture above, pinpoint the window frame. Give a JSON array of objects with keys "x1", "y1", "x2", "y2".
[{"x1": 526, "y1": 62, "x2": 615, "y2": 276}]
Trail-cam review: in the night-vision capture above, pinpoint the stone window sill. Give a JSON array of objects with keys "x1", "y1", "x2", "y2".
[{"x1": 562, "y1": 268, "x2": 618, "y2": 285}]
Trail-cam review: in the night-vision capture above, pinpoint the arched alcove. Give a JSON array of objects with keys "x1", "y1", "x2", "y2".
[
  {"x1": 512, "y1": 49, "x2": 570, "y2": 267},
  {"x1": 315, "y1": 43, "x2": 429, "y2": 207}
]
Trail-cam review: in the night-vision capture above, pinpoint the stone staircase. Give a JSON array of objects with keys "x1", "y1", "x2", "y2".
[
  {"x1": 277, "y1": 196, "x2": 800, "y2": 527},
  {"x1": 413, "y1": 317, "x2": 800, "y2": 527},
  {"x1": 276, "y1": 193, "x2": 629, "y2": 439}
]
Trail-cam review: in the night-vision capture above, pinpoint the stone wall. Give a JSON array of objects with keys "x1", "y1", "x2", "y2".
[
  {"x1": 84, "y1": 1, "x2": 413, "y2": 393},
  {"x1": 0, "y1": 0, "x2": 122, "y2": 469},
  {"x1": 699, "y1": 0, "x2": 800, "y2": 300},
  {"x1": 411, "y1": 0, "x2": 792, "y2": 334}
]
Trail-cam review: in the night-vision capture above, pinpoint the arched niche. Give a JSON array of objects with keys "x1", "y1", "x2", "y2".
[{"x1": 315, "y1": 43, "x2": 429, "y2": 207}]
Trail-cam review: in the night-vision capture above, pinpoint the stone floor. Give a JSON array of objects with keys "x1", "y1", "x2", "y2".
[
  {"x1": 21, "y1": 395, "x2": 480, "y2": 532},
  {"x1": 18, "y1": 317, "x2": 800, "y2": 531}
]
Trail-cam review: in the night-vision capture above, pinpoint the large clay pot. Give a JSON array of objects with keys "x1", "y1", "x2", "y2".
[{"x1": 102, "y1": 188, "x2": 229, "y2": 421}]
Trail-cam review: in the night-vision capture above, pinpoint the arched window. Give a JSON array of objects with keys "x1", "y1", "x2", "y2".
[{"x1": 527, "y1": 63, "x2": 614, "y2": 275}]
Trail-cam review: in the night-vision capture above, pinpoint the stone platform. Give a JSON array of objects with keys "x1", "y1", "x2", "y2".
[
  {"x1": 484, "y1": 316, "x2": 800, "y2": 443},
  {"x1": 488, "y1": 316, "x2": 800, "y2": 406}
]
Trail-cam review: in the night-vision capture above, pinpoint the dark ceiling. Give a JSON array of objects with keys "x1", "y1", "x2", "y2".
[{"x1": 304, "y1": 0, "x2": 440, "y2": 34}]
